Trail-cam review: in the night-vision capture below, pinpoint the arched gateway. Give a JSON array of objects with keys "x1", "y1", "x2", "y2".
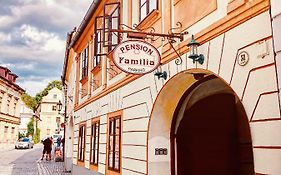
[{"x1": 148, "y1": 69, "x2": 254, "y2": 175}]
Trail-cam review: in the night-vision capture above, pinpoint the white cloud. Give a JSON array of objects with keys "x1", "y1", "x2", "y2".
[
  {"x1": 17, "y1": 78, "x2": 57, "y2": 96},
  {"x1": 0, "y1": 0, "x2": 92, "y2": 96}
]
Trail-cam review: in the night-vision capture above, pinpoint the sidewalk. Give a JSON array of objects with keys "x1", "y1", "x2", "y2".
[{"x1": 37, "y1": 159, "x2": 71, "y2": 175}]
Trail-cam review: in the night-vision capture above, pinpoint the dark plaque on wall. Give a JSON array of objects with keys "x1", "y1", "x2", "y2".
[{"x1": 155, "y1": 148, "x2": 168, "y2": 155}]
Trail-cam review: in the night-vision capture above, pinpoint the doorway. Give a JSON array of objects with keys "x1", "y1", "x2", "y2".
[{"x1": 171, "y1": 76, "x2": 254, "y2": 175}]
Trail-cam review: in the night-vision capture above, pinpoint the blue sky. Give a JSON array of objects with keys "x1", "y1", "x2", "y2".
[{"x1": 0, "y1": 0, "x2": 92, "y2": 96}]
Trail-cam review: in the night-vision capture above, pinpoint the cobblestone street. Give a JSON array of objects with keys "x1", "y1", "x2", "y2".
[{"x1": 0, "y1": 144, "x2": 70, "y2": 175}]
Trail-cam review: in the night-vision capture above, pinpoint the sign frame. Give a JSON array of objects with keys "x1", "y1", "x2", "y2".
[{"x1": 112, "y1": 40, "x2": 161, "y2": 75}]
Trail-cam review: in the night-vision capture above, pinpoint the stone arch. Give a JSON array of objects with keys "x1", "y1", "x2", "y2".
[{"x1": 147, "y1": 69, "x2": 254, "y2": 175}]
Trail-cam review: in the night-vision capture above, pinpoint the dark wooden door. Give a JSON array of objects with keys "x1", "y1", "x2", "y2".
[{"x1": 176, "y1": 93, "x2": 239, "y2": 175}]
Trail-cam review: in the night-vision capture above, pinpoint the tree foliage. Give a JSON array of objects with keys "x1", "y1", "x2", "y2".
[
  {"x1": 26, "y1": 117, "x2": 34, "y2": 137},
  {"x1": 21, "y1": 93, "x2": 37, "y2": 111},
  {"x1": 21, "y1": 80, "x2": 62, "y2": 111}
]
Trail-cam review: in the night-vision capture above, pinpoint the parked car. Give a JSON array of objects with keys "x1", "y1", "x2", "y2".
[{"x1": 15, "y1": 138, "x2": 34, "y2": 149}]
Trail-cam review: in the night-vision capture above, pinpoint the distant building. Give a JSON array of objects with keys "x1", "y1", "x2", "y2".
[
  {"x1": 37, "y1": 87, "x2": 64, "y2": 140},
  {"x1": 0, "y1": 66, "x2": 24, "y2": 150},
  {"x1": 19, "y1": 101, "x2": 34, "y2": 135}
]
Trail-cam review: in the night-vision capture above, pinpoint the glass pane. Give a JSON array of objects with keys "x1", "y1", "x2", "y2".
[
  {"x1": 110, "y1": 121, "x2": 114, "y2": 135},
  {"x1": 108, "y1": 151, "x2": 113, "y2": 168},
  {"x1": 90, "y1": 150, "x2": 94, "y2": 163},
  {"x1": 109, "y1": 135, "x2": 114, "y2": 151},
  {"x1": 94, "y1": 149, "x2": 98, "y2": 163},
  {"x1": 114, "y1": 151, "x2": 119, "y2": 170},
  {"x1": 91, "y1": 136, "x2": 95, "y2": 150},
  {"x1": 141, "y1": 0, "x2": 147, "y2": 5},
  {"x1": 115, "y1": 135, "x2": 120, "y2": 151},
  {"x1": 140, "y1": 5, "x2": 147, "y2": 21},
  {"x1": 115, "y1": 118, "x2": 120, "y2": 134},
  {"x1": 149, "y1": 0, "x2": 157, "y2": 12}
]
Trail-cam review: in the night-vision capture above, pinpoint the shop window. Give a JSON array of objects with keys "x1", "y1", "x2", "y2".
[
  {"x1": 108, "y1": 116, "x2": 121, "y2": 171},
  {"x1": 90, "y1": 120, "x2": 100, "y2": 165},
  {"x1": 139, "y1": 0, "x2": 158, "y2": 21},
  {"x1": 78, "y1": 124, "x2": 86, "y2": 162},
  {"x1": 81, "y1": 46, "x2": 89, "y2": 79}
]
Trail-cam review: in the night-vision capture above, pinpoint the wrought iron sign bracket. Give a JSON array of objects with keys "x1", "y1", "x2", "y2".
[{"x1": 111, "y1": 22, "x2": 188, "y2": 43}]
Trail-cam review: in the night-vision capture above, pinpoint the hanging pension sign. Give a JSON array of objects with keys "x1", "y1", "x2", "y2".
[{"x1": 112, "y1": 40, "x2": 161, "y2": 74}]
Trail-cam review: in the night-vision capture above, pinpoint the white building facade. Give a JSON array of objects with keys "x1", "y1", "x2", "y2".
[{"x1": 38, "y1": 87, "x2": 64, "y2": 140}]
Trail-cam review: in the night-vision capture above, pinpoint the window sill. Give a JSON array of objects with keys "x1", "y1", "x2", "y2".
[
  {"x1": 79, "y1": 76, "x2": 88, "y2": 85},
  {"x1": 89, "y1": 164, "x2": 98, "y2": 171},
  {"x1": 137, "y1": 9, "x2": 160, "y2": 29},
  {"x1": 106, "y1": 168, "x2": 121, "y2": 175},
  {"x1": 77, "y1": 160, "x2": 85, "y2": 167},
  {"x1": 91, "y1": 65, "x2": 101, "y2": 74}
]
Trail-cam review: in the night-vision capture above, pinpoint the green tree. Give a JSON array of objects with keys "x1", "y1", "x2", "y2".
[
  {"x1": 18, "y1": 132, "x2": 25, "y2": 139},
  {"x1": 26, "y1": 117, "x2": 34, "y2": 137},
  {"x1": 21, "y1": 80, "x2": 62, "y2": 111},
  {"x1": 21, "y1": 93, "x2": 37, "y2": 111}
]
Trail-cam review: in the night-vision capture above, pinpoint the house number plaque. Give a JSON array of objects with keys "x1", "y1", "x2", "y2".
[{"x1": 237, "y1": 51, "x2": 249, "y2": 66}]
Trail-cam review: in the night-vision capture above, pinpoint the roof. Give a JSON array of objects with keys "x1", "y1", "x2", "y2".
[{"x1": 69, "y1": 0, "x2": 102, "y2": 48}]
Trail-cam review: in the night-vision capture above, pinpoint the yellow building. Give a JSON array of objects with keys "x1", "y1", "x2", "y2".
[
  {"x1": 63, "y1": 0, "x2": 281, "y2": 174},
  {"x1": 37, "y1": 87, "x2": 64, "y2": 140},
  {"x1": 0, "y1": 66, "x2": 24, "y2": 150}
]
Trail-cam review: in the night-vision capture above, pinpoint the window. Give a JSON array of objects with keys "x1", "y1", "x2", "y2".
[
  {"x1": 81, "y1": 46, "x2": 89, "y2": 79},
  {"x1": 52, "y1": 105, "x2": 57, "y2": 111},
  {"x1": 11, "y1": 127, "x2": 15, "y2": 134},
  {"x1": 93, "y1": 3, "x2": 120, "y2": 66},
  {"x1": 53, "y1": 94, "x2": 57, "y2": 99},
  {"x1": 7, "y1": 95, "x2": 11, "y2": 114},
  {"x1": 103, "y1": 3, "x2": 120, "y2": 51},
  {"x1": 56, "y1": 117, "x2": 61, "y2": 123},
  {"x1": 108, "y1": 116, "x2": 121, "y2": 171},
  {"x1": 139, "y1": 0, "x2": 158, "y2": 21},
  {"x1": 90, "y1": 120, "x2": 100, "y2": 165},
  {"x1": 78, "y1": 124, "x2": 86, "y2": 161},
  {"x1": 94, "y1": 16, "x2": 106, "y2": 67}
]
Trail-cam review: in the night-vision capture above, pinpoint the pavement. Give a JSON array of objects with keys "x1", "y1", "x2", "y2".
[{"x1": 0, "y1": 144, "x2": 70, "y2": 175}]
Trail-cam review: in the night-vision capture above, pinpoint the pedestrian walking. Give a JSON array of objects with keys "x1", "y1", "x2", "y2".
[
  {"x1": 41, "y1": 137, "x2": 53, "y2": 161},
  {"x1": 41, "y1": 137, "x2": 52, "y2": 160}
]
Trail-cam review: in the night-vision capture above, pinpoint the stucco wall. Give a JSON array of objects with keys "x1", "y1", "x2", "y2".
[{"x1": 72, "y1": 11, "x2": 281, "y2": 175}]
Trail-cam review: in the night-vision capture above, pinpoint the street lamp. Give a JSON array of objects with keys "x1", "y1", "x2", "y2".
[
  {"x1": 57, "y1": 100, "x2": 62, "y2": 114},
  {"x1": 187, "y1": 35, "x2": 204, "y2": 65}
]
